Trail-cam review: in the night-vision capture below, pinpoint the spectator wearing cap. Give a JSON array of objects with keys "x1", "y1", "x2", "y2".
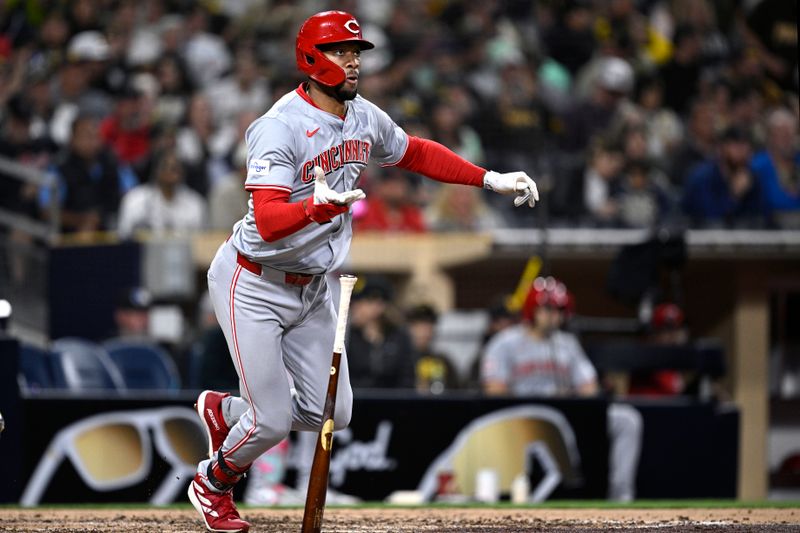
[
  {"x1": 346, "y1": 277, "x2": 416, "y2": 389},
  {"x1": 112, "y1": 287, "x2": 152, "y2": 339},
  {"x1": 42, "y1": 115, "x2": 138, "y2": 234},
  {"x1": 117, "y1": 148, "x2": 206, "y2": 239},
  {"x1": 355, "y1": 168, "x2": 427, "y2": 233},
  {"x1": 563, "y1": 56, "x2": 634, "y2": 153},
  {"x1": 407, "y1": 304, "x2": 459, "y2": 394},
  {"x1": 68, "y1": 30, "x2": 113, "y2": 81},
  {"x1": 682, "y1": 126, "x2": 766, "y2": 227},
  {"x1": 751, "y1": 108, "x2": 800, "y2": 228},
  {"x1": 50, "y1": 31, "x2": 114, "y2": 145}
]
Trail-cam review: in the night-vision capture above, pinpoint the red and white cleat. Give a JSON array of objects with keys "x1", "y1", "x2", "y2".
[
  {"x1": 196, "y1": 390, "x2": 230, "y2": 459},
  {"x1": 188, "y1": 473, "x2": 250, "y2": 533}
]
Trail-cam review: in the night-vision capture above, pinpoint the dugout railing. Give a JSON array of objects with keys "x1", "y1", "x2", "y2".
[{"x1": 0, "y1": 155, "x2": 59, "y2": 342}]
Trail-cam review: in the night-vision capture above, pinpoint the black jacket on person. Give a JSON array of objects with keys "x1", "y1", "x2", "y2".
[
  {"x1": 347, "y1": 323, "x2": 416, "y2": 389},
  {"x1": 51, "y1": 149, "x2": 136, "y2": 232}
]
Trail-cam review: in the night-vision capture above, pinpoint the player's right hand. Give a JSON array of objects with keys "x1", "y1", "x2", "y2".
[
  {"x1": 303, "y1": 199, "x2": 349, "y2": 224},
  {"x1": 313, "y1": 166, "x2": 366, "y2": 206},
  {"x1": 304, "y1": 167, "x2": 366, "y2": 224}
]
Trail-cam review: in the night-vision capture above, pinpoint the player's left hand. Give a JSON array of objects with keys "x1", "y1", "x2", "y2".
[
  {"x1": 313, "y1": 166, "x2": 366, "y2": 206},
  {"x1": 482, "y1": 170, "x2": 539, "y2": 208}
]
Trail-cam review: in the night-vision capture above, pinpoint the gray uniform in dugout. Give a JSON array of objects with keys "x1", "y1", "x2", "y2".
[{"x1": 199, "y1": 85, "x2": 408, "y2": 473}]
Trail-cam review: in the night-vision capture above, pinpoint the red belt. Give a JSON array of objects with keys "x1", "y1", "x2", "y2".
[{"x1": 236, "y1": 252, "x2": 314, "y2": 286}]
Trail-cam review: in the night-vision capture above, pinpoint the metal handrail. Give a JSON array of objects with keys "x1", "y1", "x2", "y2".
[
  {"x1": 0, "y1": 208, "x2": 53, "y2": 241},
  {"x1": 0, "y1": 156, "x2": 50, "y2": 186},
  {"x1": 0, "y1": 155, "x2": 60, "y2": 243}
]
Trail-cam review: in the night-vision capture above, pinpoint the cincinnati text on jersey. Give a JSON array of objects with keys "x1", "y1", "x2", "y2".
[{"x1": 301, "y1": 139, "x2": 371, "y2": 183}]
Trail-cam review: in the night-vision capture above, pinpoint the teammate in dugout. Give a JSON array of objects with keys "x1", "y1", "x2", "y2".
[
  {"x1": 187, "y1": 11, "x2": 539, "y2": 532},
  {"x1": 480, "y1": 277, "x2": 643, "y2": 502}
]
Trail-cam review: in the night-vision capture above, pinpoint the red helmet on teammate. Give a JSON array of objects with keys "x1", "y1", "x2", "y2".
[
  {"x1": 651, "y1": 303, "x2": 684, "y2": 330},
  {"x1": 296, "y1": 11, "x2": 374, "y2": 88},
  {"x1": 521, "y1": 277, "x2": 572, "y2": 323}
]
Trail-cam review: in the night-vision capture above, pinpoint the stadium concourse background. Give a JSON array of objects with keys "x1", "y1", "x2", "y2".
[{"x1": 0, "y1": 0, "x2": 799, "y2": 514}]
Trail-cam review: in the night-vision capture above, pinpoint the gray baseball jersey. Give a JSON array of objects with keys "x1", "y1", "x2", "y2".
[
  {"x1": 481, "y1": 325, "x2": 597, "y2": 396},
  {"x1": 230, "y1": 85, "x2": 408, "y2": 274},
  {"x1": 198, "y1": 84, "x2": 409, "y2": 479}
]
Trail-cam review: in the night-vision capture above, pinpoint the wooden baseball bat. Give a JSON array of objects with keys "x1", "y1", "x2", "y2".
[{"x1": 301, "y1": 274, "x2": 358, "y2": 533}]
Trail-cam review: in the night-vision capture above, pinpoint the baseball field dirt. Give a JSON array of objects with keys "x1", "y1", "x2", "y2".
[{"x1": 1, "y1": 507, "x2": 799, "y2": 532}]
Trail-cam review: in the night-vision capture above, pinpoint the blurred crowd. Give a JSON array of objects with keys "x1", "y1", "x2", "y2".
[{"x1": 0, "y1": 0, "x2": 798, "y2": 237}]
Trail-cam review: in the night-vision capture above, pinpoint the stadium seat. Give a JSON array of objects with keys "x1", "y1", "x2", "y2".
[
  {"x1": 18, "y1": 344, "x2": 60, "y2": 392},
  {"x1": 51, "y1": 338, "x2": 126, "y2": 391},
  {"x1": 103, "y1": 339, "x2": 181, "y2": 391},
  {"x1": 432, "y1": 309, "x2": 490, "y2": 381}
]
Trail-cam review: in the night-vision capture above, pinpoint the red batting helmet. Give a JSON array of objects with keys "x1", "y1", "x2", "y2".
[
  {"x1": 296, "y1": 11, "x2": 374, "y2": 87},
  {"x1": 651, "y1": 303, "x2": 685, "y2": 330},
  {"x1": 521, "y1": 277, "x2": 570, "y2": 322}
]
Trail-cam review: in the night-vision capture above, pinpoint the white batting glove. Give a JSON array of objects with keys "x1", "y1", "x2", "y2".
[
  {"x1": 313, "y1": 166, "x2": 366, "y2": 206},
  {"x1": 483, "y1": 170, "x2": 539, "y2": 208}
]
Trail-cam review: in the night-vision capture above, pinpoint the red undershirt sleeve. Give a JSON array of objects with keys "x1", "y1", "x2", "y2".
[
  {"x1": 393, "y1": 135, "x2": 486, "y2": 187},
  {"x1": 252, "y1": 189, "x2": 312, "y2": 242}
]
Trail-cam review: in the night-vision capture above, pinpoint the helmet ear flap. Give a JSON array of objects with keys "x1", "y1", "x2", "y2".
[{"x1": 298, "y1": 45, "x2": 346, "y2": 87}]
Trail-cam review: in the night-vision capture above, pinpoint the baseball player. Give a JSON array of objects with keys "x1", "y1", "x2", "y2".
[
  {"x1": 188, "y1": 10, "x2": 539, "y2": 532},
  {"x1": 480, "y1": 277, "x2": 642, "y2": 501}
]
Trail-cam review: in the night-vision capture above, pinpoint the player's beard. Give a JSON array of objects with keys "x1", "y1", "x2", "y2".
[
  {"x1": 336, "y1": 83, "x2": 358, "y2": 101},
  {"x1": 323, "y1": 81, "x2": 357, "y2": 102}
]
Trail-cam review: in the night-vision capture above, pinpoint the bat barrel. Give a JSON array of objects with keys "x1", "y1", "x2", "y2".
[{"x1": 301, "y1": 351, "x2": 342, "y2": 533}]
